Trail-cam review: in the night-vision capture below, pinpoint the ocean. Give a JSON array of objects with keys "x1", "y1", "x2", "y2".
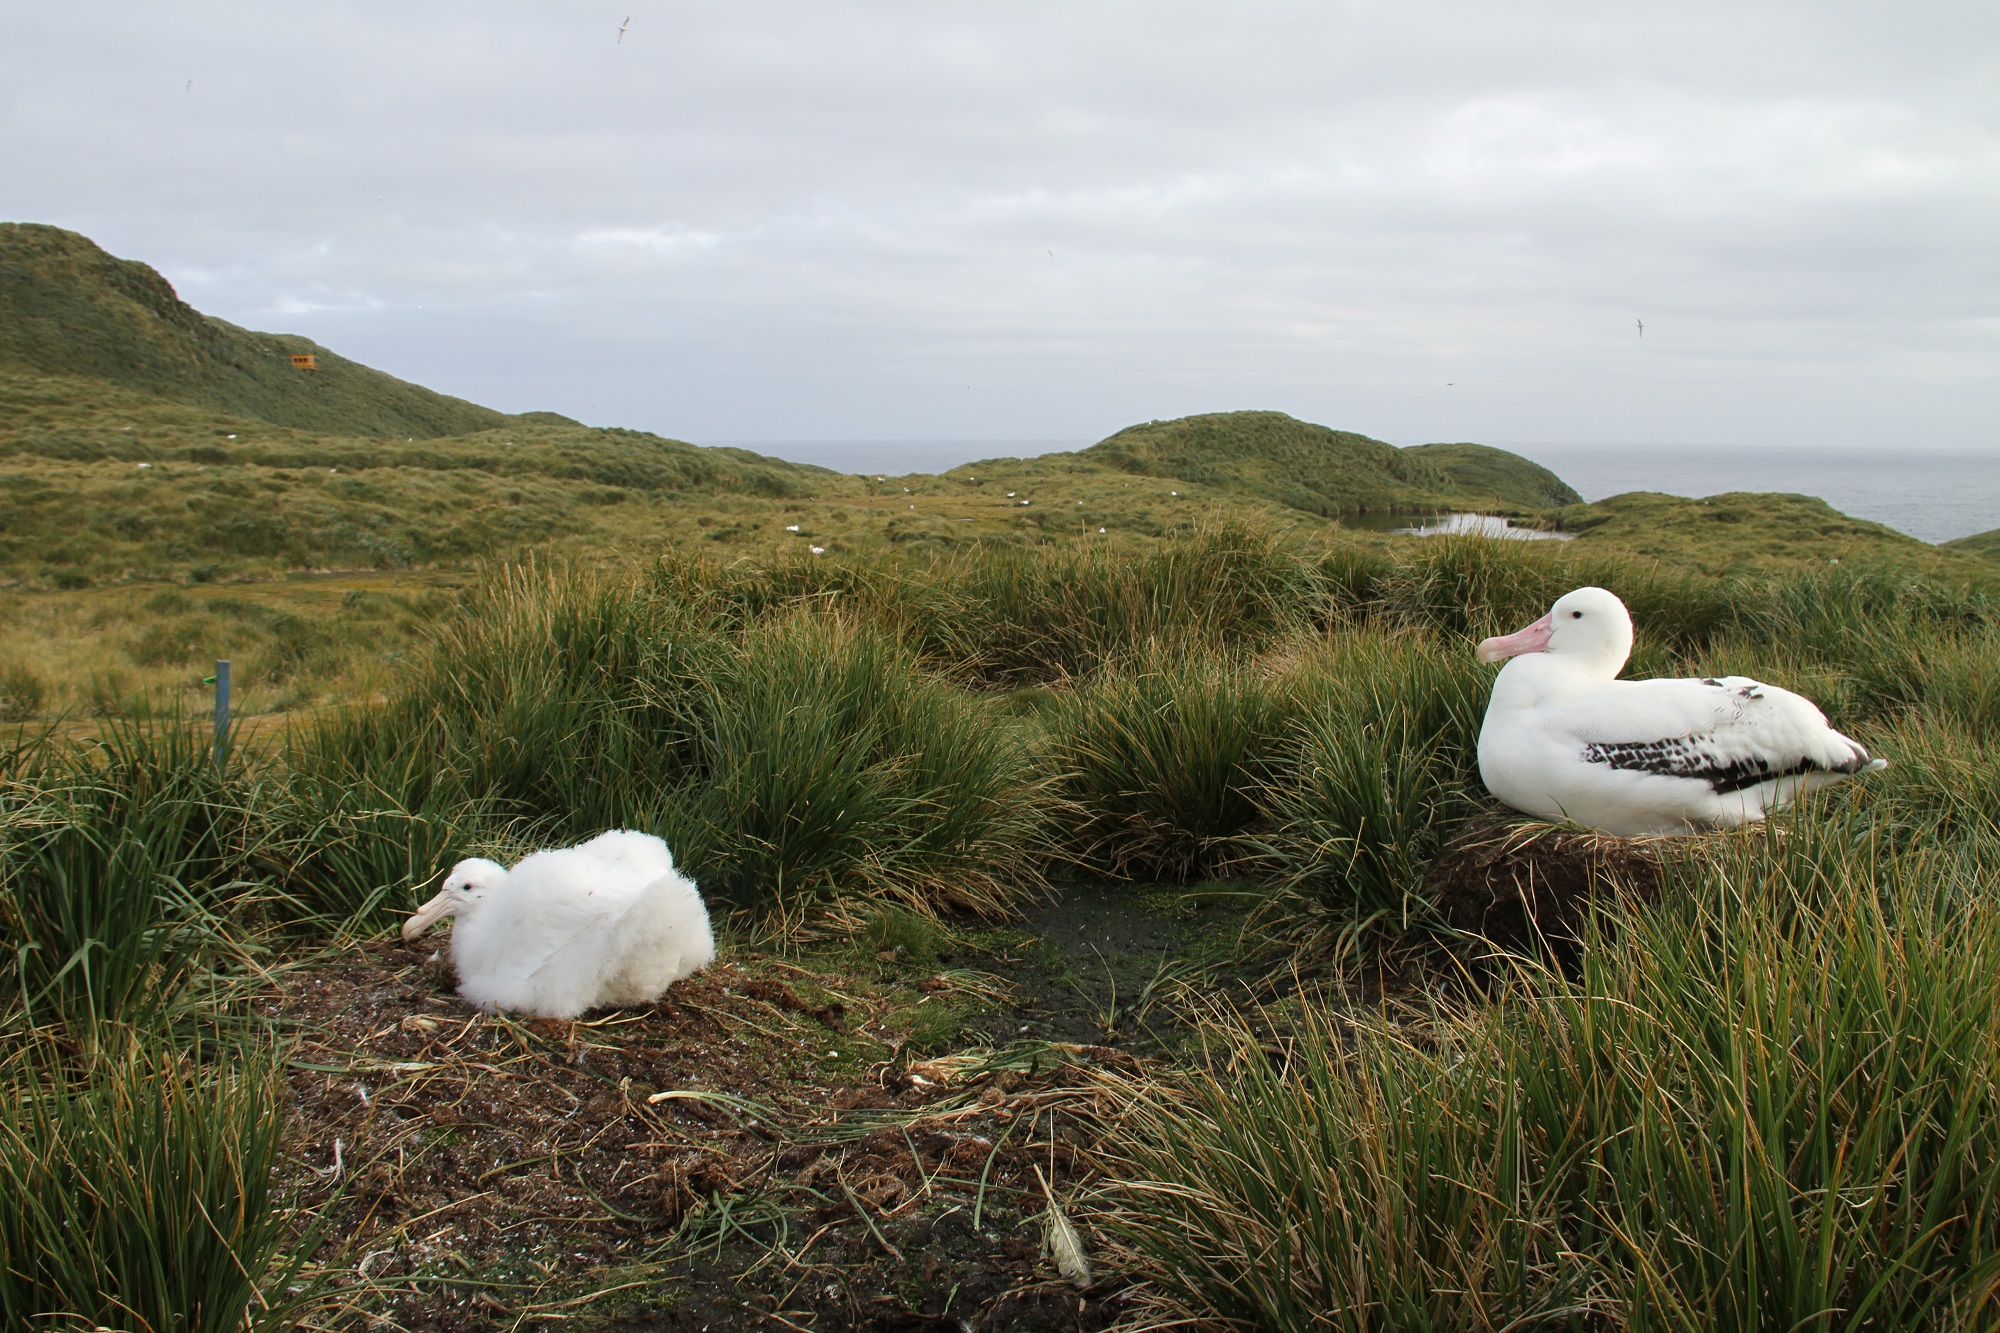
[{"x1": 713, "y1": 439, "x2": 2000, "y2": 546}]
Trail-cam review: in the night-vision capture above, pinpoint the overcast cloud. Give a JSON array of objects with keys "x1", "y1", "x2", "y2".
[{"x1": 4, "y1": 1, "x2": 1996, "y2": 452}]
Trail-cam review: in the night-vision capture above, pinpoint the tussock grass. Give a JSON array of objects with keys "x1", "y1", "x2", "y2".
[
  {"x1": 1240, "y1": 631, "x2": 1484, "y2": 942},
  {"x1": 1365, "y1": 535, "x2": 1738, "y2": 660},
  {"x1": 906, "y1": 524, "x2": 1308, "y2": 683},
  {"x1": 1105, "y1": 814, "x2": 2000, "y2": 1331},
  {"x1": 301, "y1": 564, "x2": 1051, "y2": 928},
  {"x1": 1870, "y1": 714, "x2": 2000, "y2": 845},
  {"x1": 0, "y1": 722, "x2": 261, "y2": 1030},
  {"x1": 650, "y1": 521, "x2": 1310, "y2": 685},
  {"x1": 0, "y1": 1035, "x2": 300, "y2": 1333},
  {"x1": 298, "y1": 564, "x2": 719, "y2": 831},
  {"x1": 1248, "y1": 705, "x2": 1459, "y2": 941},
  {"x1": 660, "y1": 613, "x2": 1050, "y2": 925},
  {"x1": 1045, "y1": 647, "x2": 1287, "y2": 880},
  {"x1": 0, "y1": 722, "x2": 311, "y2": 1328},
  {"x1": 262, "y1": 768, "x2": 486, "y2": 931}
]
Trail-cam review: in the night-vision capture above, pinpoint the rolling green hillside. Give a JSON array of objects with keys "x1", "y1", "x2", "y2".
[
  {"x1": 1404, "y1": 441, "x2": 1582, "y2": 509},
  {"x1": 1083, "y1": 411, "x2": 1454, "y2": 515},
  {"x1": 0, "y1": 223, "x2": 507, "y2": 438},
  {"x1": 1078, "y1": 411, "x2": 1576, "y2": 517},
  {"x1": 1553, "y1": 490, "x2": 1979, "y2": 577},
  {"x1": 1943, "y1": 527, "x2": 2000, "y2": 563},
  {"x1": 2, "y1": 222, "x2": 1980, "y2": 597},
  {"x1": 0, "y1": 225, "x2": 1610, "y2": 583},
  {"x1": 0, "y1": 367, "x2": 839, "y2": 584}
]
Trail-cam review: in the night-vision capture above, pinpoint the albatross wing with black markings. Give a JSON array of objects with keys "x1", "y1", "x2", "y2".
[{"x1": 1475, "y1": 588, "x2": 1885, "y2": 835}]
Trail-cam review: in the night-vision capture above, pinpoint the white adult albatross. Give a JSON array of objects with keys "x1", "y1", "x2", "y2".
[
  {"x1": 1475, "y1": 586, "x2": 1885, "y2": 835},
  {"x1": 402, "y1": 829, "x2": 715, "y2": 1019}
]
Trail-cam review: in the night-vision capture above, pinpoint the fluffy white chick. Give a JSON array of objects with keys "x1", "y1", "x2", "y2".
[{"x1": 402, "y1": 829, "x2": 714, "y2": 1019}]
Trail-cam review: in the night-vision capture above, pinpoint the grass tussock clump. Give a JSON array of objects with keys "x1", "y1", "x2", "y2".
[
  {"x1": 0, "y1": 1037, "x2": 300, "y2": 1333},
  {"x1": 1038, "y1": 625, "x2": 1493, "y2": 892},
  {"x1": 1241, "y1": 631, "x2": 1486, "y2": 943},
  {"x1": 0, "y1": 725, "x2": 309, "y2": 1329},
  {"x1": 0, "y1": 663, "x2": 46, "y2": 722},
  {"x1": 262, "y1": 766, "x2": 487, "y2": 930},
  {"x1": 0, "y1": 723, "x2": 263, "y2": 1030},
  {"x1": 1367, "y1": 534, "x2": 1735, "y2": 654},
  {"x1": 1044, "y1": 648, "x2": 1287, "y2": 880},
  {"x1": 917, "y1": 524, "x2": 1310, "y2": 684},
  {"x1": 661, "y1": 613, "x2": 1051, "y2": 927},
  {"x1": 1104, "y1": 816, "x2": 2000, "y2": 1331},
  {"x1": 301, "y1": 564, "x2": 1052, "y2": 929}
]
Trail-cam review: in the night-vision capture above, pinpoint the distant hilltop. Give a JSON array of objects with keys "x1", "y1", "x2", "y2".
[
  {"x1": 0, "y1": 222, "x2": 510, "y2": 439},
  {"x1": 1082, "y1": 411, "x2": 1582, "y2": 517}
]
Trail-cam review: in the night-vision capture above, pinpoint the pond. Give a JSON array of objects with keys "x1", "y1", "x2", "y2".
[{"x1": 1338, "y1": 511, "x2": 1575, "y2": 541}]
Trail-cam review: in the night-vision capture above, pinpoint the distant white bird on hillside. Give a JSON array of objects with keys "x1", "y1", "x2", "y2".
[
  {"x1": 402, "y1": 830, "x2": 714, "y2": 1019},
  {"x1": 1476, "y1": 586, "x2": 1885, "y2": 836}
]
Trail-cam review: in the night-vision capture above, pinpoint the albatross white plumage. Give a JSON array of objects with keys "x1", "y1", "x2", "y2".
[
  {"x1": 401, "y1": 829, "x2": 715, "y2": 1019},
  {"x1": 1475, "y1": 586, "x2": 1886, "y2": 836}
]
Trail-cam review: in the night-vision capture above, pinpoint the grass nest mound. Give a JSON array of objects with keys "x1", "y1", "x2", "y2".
[{"x1": 1425, "y1": 816, "x2": 1666, "y2": 958}]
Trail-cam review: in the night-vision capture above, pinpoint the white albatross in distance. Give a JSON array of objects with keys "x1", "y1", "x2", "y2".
[
  {"x1": 402, "y1": 829, "x2": 715, "y2": 1019},
  {"x1": 1475, "y1": 586, "x2": 1886, "y2": 836}
]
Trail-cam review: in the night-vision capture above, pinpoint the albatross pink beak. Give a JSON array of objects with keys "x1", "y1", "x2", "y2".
[
  {"x1": 402, "y1": 888, "x2": 457, "y2": 942},
  {"x1": 1477, "y1": 611, "x2": 1555, "y2": 664}
]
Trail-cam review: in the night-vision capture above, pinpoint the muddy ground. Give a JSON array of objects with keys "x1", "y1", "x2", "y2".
[{"x1": 265, "y1": 882, "x2": 1239, "y2": 1332}]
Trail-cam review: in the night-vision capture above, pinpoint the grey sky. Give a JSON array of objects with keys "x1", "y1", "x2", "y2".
[{"x1": 4, "y1": 1, "x2": 1996, "y2": 451}]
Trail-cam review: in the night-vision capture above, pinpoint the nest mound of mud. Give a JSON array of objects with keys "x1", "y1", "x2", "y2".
[{"x1": 1426, "y1": 818, "x2": 1667, "y2": 955}]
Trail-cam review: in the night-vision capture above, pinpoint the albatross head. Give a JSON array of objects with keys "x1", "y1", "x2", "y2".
[
  {"x1": 1476, "y1": 586, "x2": 1633, "y2": 679},
  {"x1": 402, "y1": 857, "x2": 508, "y2": 942}
]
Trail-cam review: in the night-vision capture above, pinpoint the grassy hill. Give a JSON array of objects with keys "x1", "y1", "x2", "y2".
[
  {"x1": 1, "y1": 359, "x2": 1344, "y2": 587},
  {"x1": 1553, "y1": 490, "x2": 1981, "y2": 577},
  {"x1": 1404, "y1": 441, "x2": 1582, "y2": 509},
  {"x1": 1943, "y1": 527, "x2": 2000, "y2": 563},
  {"x1": 0, "y1": 223, "x2": 509, "y2": 438},
  {"x1": 1081, "y1": 411, "x2": 1562, "y2": 517},
  {"x1": 0, "y1": 367, "x2": 843, "y2": 585}
]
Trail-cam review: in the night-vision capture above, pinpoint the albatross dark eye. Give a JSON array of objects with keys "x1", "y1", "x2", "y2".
[{"x1": 1571, "y1": 610, "x2": 1583, "y2": 619}]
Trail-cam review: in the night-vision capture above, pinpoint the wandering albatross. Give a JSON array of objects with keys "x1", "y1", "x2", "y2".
[
  {"x1": 1475, "y1": 586, "x2": 1885, "y2": 835},
  {"x1": 402, "y1": 829, "x2": 715, "y2": 1019}
]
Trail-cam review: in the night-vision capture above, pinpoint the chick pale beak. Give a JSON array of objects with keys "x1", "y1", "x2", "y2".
[
  {"x1": 402, "y1": 888, "x2": 457, "y2": 942},
  {"x1": 1477, "y1": 612, "x2": 1555, "y2": 664}
]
